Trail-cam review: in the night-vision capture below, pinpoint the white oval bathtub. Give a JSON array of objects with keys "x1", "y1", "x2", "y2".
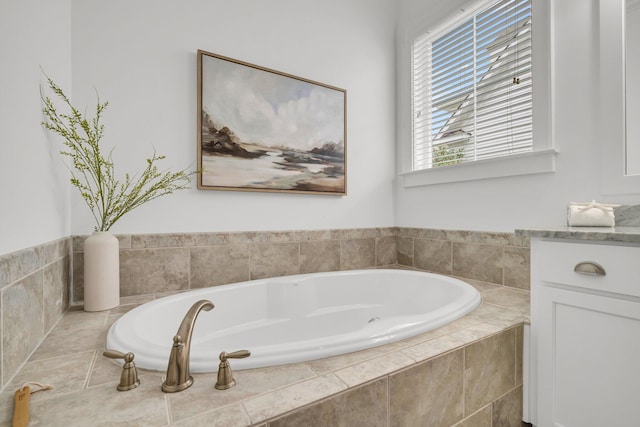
[{"x1": 106, "y1": 269, "x2": 481, "y2": 372}]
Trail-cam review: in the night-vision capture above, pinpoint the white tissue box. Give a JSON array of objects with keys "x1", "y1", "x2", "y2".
[{"x1": 567, "y1": 201, "x2": 618, "y2": 227}]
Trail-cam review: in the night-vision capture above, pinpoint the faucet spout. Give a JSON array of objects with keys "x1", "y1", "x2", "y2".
[{"x1": 161, "y1": 299, "x2": 214, "y2": 393}]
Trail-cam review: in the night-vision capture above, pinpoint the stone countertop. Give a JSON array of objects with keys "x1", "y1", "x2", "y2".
[
  {"x1": 516, "y1": 226, "x2": 640, "y2": 244},
  {"x1": 0, "y1": 279, "x2": 529, "y2": 427}
]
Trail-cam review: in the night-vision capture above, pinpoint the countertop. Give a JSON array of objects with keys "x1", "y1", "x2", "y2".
[{"x1": 516, "y1": 226, "x2": 640, "y2": 244}]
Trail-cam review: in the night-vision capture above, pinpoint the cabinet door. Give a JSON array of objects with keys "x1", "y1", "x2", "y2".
[{"x1": 535, "y1": 284, "x2": 640, "y2": 427}]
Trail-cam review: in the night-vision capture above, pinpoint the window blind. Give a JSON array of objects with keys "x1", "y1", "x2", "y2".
[{"x1": 412, "y1": 0, "x2": 532, "y2": 170}]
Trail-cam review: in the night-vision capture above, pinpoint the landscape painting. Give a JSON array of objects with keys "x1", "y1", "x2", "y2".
[{"x1": 197, "y1": 50, "x2": 347, "y2": 195}]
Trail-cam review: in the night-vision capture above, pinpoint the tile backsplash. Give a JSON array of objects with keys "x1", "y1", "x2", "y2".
[
  {"x1": 0, "y1": 226, "x2": 530, "y2": 393},
  {"x1": 396, "y1": 228, "x2": 530, "y2": 290},
  {"x1": 71, "y1": 228, "x2": 399, "y2": 304},
  {"x1": 0, "y1": 238, "x2": 70, "y2": 389}
]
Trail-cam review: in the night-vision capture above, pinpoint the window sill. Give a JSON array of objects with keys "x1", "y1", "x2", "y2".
[{"x1": 400, "y1": 149, "x2": 558, "y2": 187}]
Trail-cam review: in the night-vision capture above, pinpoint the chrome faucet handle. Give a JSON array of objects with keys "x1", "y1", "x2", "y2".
[
  {"x1": 215, "y1": 350, "x2": 251, "y2": 390},
  {"x1": 103, "y1": 349, "x2": 141, "y2": 391}
]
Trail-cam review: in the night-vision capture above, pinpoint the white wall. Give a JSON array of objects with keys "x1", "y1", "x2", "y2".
[
  {"x1": 7, "y1": 0, "x2": 637, "y2": 254},
  {"x1": 0, "y1": 0, "x2": 72, "y2": 255},
  {"x1": 626, "y1": 4, "x2": 640, "y2": 175},
  {"x1": 394, "y1": 0, "x2": 640, "y2": 232},
  {"x1": 68, "y1": 0, "x2": 397, "y2": 234}
]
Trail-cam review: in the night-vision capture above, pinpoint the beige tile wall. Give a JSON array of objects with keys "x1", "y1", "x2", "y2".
[
  {"x1": 0, "y1": 238, "x2": 70, "y2": 389},
  {"x1": 268, "y1": 325, "x2": 524, "y2": 427},
  {"x1": 71, "y1": 228, "x2": 399, "y2": 304},
  {"x1": 396, "y1": 228, "x2": 530, "y2": 290},
  {"x1": 0, "y1": 226, "x2": 531, "y2": 400},
  {"x1": 70, "y1": 227, "x2": 530, "y2": 304}
]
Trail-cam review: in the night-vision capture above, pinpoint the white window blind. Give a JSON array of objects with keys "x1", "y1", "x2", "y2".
[{"x1": 412, "y1": 0, "x2": 533, "y2": 170}]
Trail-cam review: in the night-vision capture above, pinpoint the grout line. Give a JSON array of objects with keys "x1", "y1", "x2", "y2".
[
  {"x1": 490, "y1": 400, "x2": 494, "y2": 426},
  {"x1": 462, "y1": 346, "x2": 466, "y2": 419},
  {"x1": 40, "y1": 268, "x2": 46, "y2": 339},
  {"x1": 187, "y1": 246, "x2": 192, "y2": 290},
  {"x1": 502, "y1": 246, "x2": 506, "y2": 286},
  {"x1": 240, "y1": 400, "x2": 255, "y2": 425},
  {"x1": 450, "y1": 240, "x2": 454, "y2": 276},
  {"x1": 296, "y1": 241, "x2": 301, "y2": 274},
  {"x1": 83, "y1": 350, "x2": 99, "y2": 389},
  {"x1": 387, "y1": 373, "x2": 391, "y2": 426},
  {"x1": 374, "y1": 236, "x2": 378, "y2": 267},
  {"x1": 514, "y1": 327, "x2": 519, "y2": 387},
  {"x1": 164, "y1": 392, "x2": 173, "y2": 425},
  {"x1": 411, "y1": 237, "x2": 415, "y2": 267},
  {"x1": 248, "y1": 241, "x2": 253, "y2": 281}
]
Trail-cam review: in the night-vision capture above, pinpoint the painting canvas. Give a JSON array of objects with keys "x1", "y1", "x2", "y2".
[{"x1": 197, "y1": 50, "x2": 347, "y2": 195}]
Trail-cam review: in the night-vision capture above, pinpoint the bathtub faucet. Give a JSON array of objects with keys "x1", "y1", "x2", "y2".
[{"x1": 161, "y1": 299, "x2": 214, "y2": 393}]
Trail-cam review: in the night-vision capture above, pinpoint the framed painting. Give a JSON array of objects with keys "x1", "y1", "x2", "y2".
[{"x1": 197, "y1": 49, "x2": 347, "y2": 195}]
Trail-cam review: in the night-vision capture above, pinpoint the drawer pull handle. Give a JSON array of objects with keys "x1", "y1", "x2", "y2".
[{"x1": 574, "y1": 261, "x2": 606, "y2": 276}]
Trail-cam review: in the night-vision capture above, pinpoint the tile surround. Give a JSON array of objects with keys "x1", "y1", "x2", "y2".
[
  {"x1": 71, "y1": 228, "x2": 405, "y2": 304},
  {"x1": 454, "y1": 405, "x2": 492, "y2": 427},
  {"x1": 375, "y1": 235, "x2": 398, "y2": 266},
  {"x1": 453, "y1": 242, "x2": 504, "y2": 284},
  {"x1": 398, "y1": 227, "x2": 530, "y2": 290},
  {"x1": 0, "y1": 226, "x2": 531, "y2": 426},
  {"x1": 503, "y1": 246, "x2": 530, "y2": 290},
  {"x1": 396, "y1": 236, "x2": 414, "y2": 266},
  {"x1": 172, "y1": 403, "x2": 252, "y2": 427},
  {"x1": 190, "y1": 244, "x2": 251, "y2": 288},
  {"x1": 43, "y1": 258, "x2": 69, "y2": 332},
  {"x1": 340, "y1": 238, "x2": 376, "y2": 270},
  {"x1": 270, "y1": 378, "x2": 389, "y2": 427},
  {"x1": 250, "y1": 242, "x2": 300, "y2": 279},
  {"x1": 0, "y1": 238, "x2": 70, "y2": 390},
  {"x1": 414, "y1": 238, "x2": 452, "y2": 275},
  {"x1": 492, "y1": 385, "x2": 524, "y2": 426},
  {"x1": 70, "y1": 227, "x2": 530, "y2": 304},
  {"x1": 2, "y1": 272, "x2": 45, "y2": 386},
  {"x1": 299, "y1": 240, "x2": 341, "y2": 273},
  {"x1": 389, "y1": 349, "x2": 464, "y2": 426},
  {"x1": 276, "y1": 325, "x2": 524, "y2": 427},
  {"x1": 0, "y1": 286, "x2": 527, "y2": 426},
  {"x1": 464, "y1": 328, "x2": 516, "y2": 414},
  {"x1": 29, "y1": 378, "x2": 168, "y2": 426}
]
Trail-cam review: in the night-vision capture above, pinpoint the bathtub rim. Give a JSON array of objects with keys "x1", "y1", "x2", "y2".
[{"x1": 106, "y1": 268, "x2": 482, "y2": 372}]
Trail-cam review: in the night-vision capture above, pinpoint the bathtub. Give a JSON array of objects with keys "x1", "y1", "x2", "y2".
[{"x1": 106, "y1": 269, "x2": 481, "y2": 372}]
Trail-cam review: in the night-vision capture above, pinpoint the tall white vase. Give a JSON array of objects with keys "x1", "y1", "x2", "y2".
[{"x1": 84, "y1": 231, "x2": 120, "y2": 311}]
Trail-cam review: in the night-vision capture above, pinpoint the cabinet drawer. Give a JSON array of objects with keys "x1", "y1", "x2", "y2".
[{"x1": 532, "y1": 239, "x2": 640, "y2": 298}]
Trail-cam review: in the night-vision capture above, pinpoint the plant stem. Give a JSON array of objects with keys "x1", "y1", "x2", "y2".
[{"x1": 41, "y1": 75, "x2": 193, "y2": 231}]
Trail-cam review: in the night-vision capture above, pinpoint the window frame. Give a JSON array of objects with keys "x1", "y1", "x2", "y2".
[{"x1": 399, "y1": 0, "x2": 555, "y2": 187}]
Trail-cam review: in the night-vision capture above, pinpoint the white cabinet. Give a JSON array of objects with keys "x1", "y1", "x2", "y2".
[{"x1": 530, "y1": 238, "x2": 640, "y2": 427}]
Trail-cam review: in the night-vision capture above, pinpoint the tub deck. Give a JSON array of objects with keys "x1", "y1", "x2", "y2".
[
  {"x1": 107, "y1": 269, "x2": 481, "y2": 372},
  {"x1": 0, "y1": 277, "x2": 529, "y2": 426}
]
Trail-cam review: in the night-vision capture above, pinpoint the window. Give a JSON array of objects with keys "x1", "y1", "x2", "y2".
[{"x1": 412, "y1": 0, "x2": 533, "y2": 170}]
